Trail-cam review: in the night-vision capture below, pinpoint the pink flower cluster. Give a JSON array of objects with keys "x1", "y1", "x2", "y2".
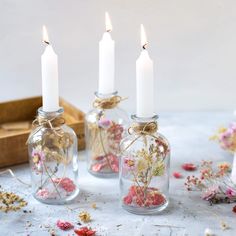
[
  {"x1": 92, "y1": 154, "x2": 119, "y2": 173},
  {"x1": 36, "y1": 188, "x2": 51, "y2": 199},
  {"x1": 31, "y1": 149, "x2": 45, "y2": 173},
  {"x1": 218, "y1": 123, "x2": 236, "y2": 152},
  {"x1": 107, "y1": 123, "x2": 124, "y2": 144},
  {"x1": 123, "y1": 185, "x2": 166, "y2": 207},
  {"x1": 56, "y1": 220, "x2": 74, "y2": 230},
  {"x1": 53, "y1": 177, "x2": 76, "y2": 192},
  {"x1": 202, "y1": 186, "x2": 219, "y2": 201},
  {"x1": 123, "y1": 157, "x2": 136, "y2": 171},
  {"x1": 226, "y1": 188, "x2": 236, "y2": 198},
  {"x1": 98, "y1": 118, "x2": 112, "y2": 129}
]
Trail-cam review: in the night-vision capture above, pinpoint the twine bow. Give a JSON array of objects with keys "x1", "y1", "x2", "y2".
[
  {"x1": 128, "y1": 121, "x2": 158, "y2": 135},
  {"x1": 32, "y1": 115, "x2": 65, "y2": 129},
  {"x1": 26, "y1": 115, "x2": 65, "y2": 144},
  {"x1": 93, "y1": 95, "x2": 125, "y2": 110},
  {"x1": 123, "y1": 122, "x2": 158, "y2": 153}
]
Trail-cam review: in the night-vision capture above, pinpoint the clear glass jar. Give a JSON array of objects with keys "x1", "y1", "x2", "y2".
[
  {"x1": 85, "y1": 91, "x2": 129, "y2": 178},
  {"x1": 119, "y1": 115, "x2": 170, "y2": 214},
  {"x1": 28, "y1": 107, "x2": 79, "y2": 204}
]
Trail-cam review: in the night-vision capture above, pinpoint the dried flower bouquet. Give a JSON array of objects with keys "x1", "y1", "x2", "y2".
[{"x1": 86, "y1": 114, "x2": 124, "y2": 175}]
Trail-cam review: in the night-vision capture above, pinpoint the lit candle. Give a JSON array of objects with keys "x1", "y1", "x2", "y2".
[
  {"x1": 41, "y1": 25, "x2": 59, "y2": 112},
  {"x1": 98, "y1": 12, "x2": 115, "y2": 94},
  {"x1": 136, "y1": 24, "x2": 154, "y2": 118}
]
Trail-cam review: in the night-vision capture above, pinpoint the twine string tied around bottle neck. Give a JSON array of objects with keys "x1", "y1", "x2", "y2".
[
  {"x1": 93, "y1": 95, "x2": 127, "y2": 109},
  {"x1": 128, "y1": 121, "x2": 158, "y2": 136},
  {"x1": 26, "y1": 115, "x2": 65, "y2": 144},
  {"x1": 123, "y1": 122, "x2": 158, "y2": 153}
]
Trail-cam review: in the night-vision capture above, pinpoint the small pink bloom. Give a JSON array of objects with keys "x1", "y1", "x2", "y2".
[
  {"x1": 32, "y1": 149, "x2": 45, "y2": 164},
  {"x1": 56, "y1": 220, "x2": 74, "y2": 230},
  {"x1": 74, "y1": 227, "x2": 96, "y2": 236},
  {"x1": 182, "y1": 163, "x2": 197, "y2": 171},
  {"x1": 173, "y1": 172, "x2": 183, "y2": 179},
  {"x1": 202, "y1": 186, "x2": 219, "y2": 201},
  {"x1": 91, "y1": 154, "x2": 119, "y2": 173},
  {"x1": 36, "y1": 188, "x2": 50, "y2": 199},
  {"x1": 107, "y1": 154, "x2": 119, "y2": 172},
  {"x1": 123, "y1": 157, "x2": 136, "y2": 171},
  {"x1": 123, "y1": 195, "x2": 132, "y2": 205},
  {"x1": 53, "y1": 178, "x2": 76, "y2": 192},
  {"x1": 226, "y1": 188, "x2": 236, "y2": 198},
  {"x1": 98, "y1": 118, "x2": 112, "y2": 128}
]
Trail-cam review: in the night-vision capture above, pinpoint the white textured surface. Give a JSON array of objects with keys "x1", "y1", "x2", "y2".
[{"x1": 0, "y1": 112, "x2": 236, "y2": 236}]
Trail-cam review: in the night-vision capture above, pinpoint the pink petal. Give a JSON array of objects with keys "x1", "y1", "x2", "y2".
[
  {"x1": 182, "y1": 163, "x2": 197, "y2": 171},
  {"x1": 173, "y1": 172, "x2": 183, "y2": 179}
]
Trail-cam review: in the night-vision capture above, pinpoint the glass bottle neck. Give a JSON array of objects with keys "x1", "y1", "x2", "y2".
[
  {"x1": 37, "y1": 107, "x2": 64, "y2": 119},
  {"x1": 95, "y1": 91, "x2": 118, "y2": 99},
  {"x1": 131, "y1": 114, "x2": 158, "y2": 124}
]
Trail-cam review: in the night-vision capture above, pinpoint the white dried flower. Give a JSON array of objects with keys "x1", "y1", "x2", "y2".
[
  {"x1": 220, "y1": 221, "x2": 229, "y2": 231},
  {"x1": 204, "y1": 228, "x2": 214, "y2": 236}
]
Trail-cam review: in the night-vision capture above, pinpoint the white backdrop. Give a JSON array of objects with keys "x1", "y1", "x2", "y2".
[{"x1": 0, "y1": 0, "x2": 235, "y2": 113}]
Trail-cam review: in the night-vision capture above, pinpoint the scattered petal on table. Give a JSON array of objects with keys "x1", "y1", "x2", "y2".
[
  {"x1": 173, "y1": 172, "x2": 183, "y2": 179},
  {"x1": 182, "y1": 163, "x2": 197, "y2": 171},
  {"x1": 56, "y1": 220, "x2": 74, "y2": 230},
  {"x1": 74, "y1": 227, "x2": 96, "y2": 236}
]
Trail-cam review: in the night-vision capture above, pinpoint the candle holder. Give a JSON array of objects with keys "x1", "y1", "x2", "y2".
[
  {"x1": 85, "y1": 91, "x2": 129, "y2": 178},
  {"x1": 27, "y1": 107, "x2": 79, "y2": 204},
  {"x1": 119, "y1": 114, "x2": 170, "y2": 214}
]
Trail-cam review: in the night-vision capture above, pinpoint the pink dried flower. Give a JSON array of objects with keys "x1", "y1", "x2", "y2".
[
  {"x1": 123, "y1": 157, "x2": 136, "y2": 171},
  {"x1": 32, "y1": 149, "x2": 45, "y2": 163},
  {"x1": 56, "y1": 220, "x2": 74, "y2": 230},
  {"x1": 213, "y1": 123, "x2": 236, "y2": 152},
  {"x1": 182, "y1": 163, "x2": 197, "y2": 171},
  {"x1": 225, "y1": 188, "x2": 236, "y2": 198},
  {"x1": 202, "y1": 186, "x2": 219, "y2": 201},
  {"x1": 53, "y1": 178, "x2": 76, "y2": 192},
  {"x1": 173, "y1": 172, "x2": 183, "y2": 179},
  {"x1": 123, "y1": 185, "x2": 166, "y2": 207},
  {"x1": 107, "y1": 123, "x2": 124, "y2": 143},
  {"x1": 36, "y1": 188, "x2": 50, "y2": 199},
  {"x1": 74, "y1": 227, "x2": 96, "y2": 236},
  {"x1": 91, "y1": 154, "x2": 119, "y2": 173},
  {"x1": 98, "y1": 118, "x2": 112, "y2": 128}
]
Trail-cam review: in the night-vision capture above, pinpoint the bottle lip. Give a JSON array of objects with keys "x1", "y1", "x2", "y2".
[
  {"x1": 131, "y1": 114, "x2": 158, "y2": 123},
  {"x1": 95, "y1": 91, "x2": 118, "y2": 99},
  {"x1": 37, "y1": 107, "x2": 64, "y2": 118}
]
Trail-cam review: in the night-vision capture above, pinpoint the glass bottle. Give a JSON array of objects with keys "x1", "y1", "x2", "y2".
[
  {"x1": 119, "y1": 115, "x2": 170, "y2": 214},
  {"x1": 28, "y1": 107, "x2": 79, "y2": 204},
  {"x1": 85, "y1": 91, "x2": 129, "y2": 178}
]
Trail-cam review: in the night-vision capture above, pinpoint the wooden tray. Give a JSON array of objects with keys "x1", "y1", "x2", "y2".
[{"x1": 0, "y1": 96, "x2": 85, "y2": 168}]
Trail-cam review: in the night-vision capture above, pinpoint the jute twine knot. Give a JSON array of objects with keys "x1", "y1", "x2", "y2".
[
  {"x1": 128, "y1": 121, "x2": 158, "y2": 135},
  {"x1": 93, "y1": 95, "x2": 124, "y2": 109},
  {"x1": 122, "y1": 122, "x2": 158, "y2": 153},
  {"x1": 32, "y1": 115, "x2": 65, "y2": 129},
  {"x1": 26, "y1": 115, "x2": 65, "y2": 144}
]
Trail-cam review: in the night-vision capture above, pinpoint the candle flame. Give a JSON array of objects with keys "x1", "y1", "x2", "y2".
[
  {"x1": 140, "y1": 24, "x2": 148, "y2": 49},
  {"x1": 105, "y1": 12, "x2": 112, "y2": 32},
  {"x1": 42, "y1": 25, "x2": 50, "y2": 45}
]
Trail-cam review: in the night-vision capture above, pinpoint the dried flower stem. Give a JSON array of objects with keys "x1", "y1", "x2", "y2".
[
  {"x1": 42, "y1": 162, "x2": 62, "y2": 198},
  {"x1": 98, "y1": 127, "x2": 113, "y2": 171}
]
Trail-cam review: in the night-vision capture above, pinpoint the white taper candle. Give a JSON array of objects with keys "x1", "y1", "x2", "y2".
[
  {"x1": 41, "y1": 25, "x2": 59, "y2": 112},
  {"x1": 136, "y1": 24, "x2": 154, "y2": 118},
  {"x1": 98, "y1": 12, "x2": 115, "y2": 94}
]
